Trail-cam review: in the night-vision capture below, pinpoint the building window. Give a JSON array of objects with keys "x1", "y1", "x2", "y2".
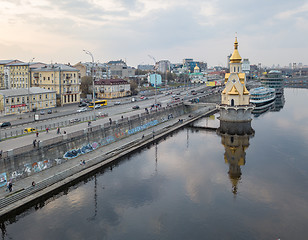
[
  {"x1": 17, "y1": 98, "x2": 19, "y2": 102},
  {"x1": 11, "y1": 98, "x2": 14, "y2": 103},
  {"x1": 48, "y1": 77, "x2": 50, "y2": 80}
]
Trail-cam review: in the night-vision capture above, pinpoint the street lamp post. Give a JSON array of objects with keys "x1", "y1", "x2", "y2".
[
  {"x1": 148, "y1": 55, "x2": 157, "y2": 105},
  {"x1": 83, "y1": 50, "x2": 96, "y2": 121}
]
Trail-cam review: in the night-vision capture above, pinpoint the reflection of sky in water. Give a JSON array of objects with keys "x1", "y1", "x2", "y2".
[{"x1": 2, "y1": 88, "x2": 308, "y2": 240}]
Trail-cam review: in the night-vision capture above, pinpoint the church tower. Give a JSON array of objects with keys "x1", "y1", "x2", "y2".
[{"x1": 218, "y1": 37, "x2": 254, "y2": 122}]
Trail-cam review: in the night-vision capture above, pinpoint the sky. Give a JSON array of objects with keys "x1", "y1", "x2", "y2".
[{"x1": 0, "y1": 0, "x2": 307, "y2": 68}]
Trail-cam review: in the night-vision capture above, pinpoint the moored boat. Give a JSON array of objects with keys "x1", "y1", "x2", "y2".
[{"x1": 250, "y1": 87, "x2": 276, "y2": 107}]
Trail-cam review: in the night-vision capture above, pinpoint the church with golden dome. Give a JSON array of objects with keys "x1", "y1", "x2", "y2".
[{"x1": 218, "y1": 37, "x2": 254, "y2": 122}]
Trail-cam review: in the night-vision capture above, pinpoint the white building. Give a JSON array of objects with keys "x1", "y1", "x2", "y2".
[{"x1": 242, "y1": 59, "x2": 250, "y2": 75}]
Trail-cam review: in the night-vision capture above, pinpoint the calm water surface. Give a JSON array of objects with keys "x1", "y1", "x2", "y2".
[{"x1": 1, "y1": 88, "x2": 308, "y2": 240}]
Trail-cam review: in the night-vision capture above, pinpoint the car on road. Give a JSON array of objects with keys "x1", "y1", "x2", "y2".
[
  {"x1": 94, "y1": 105, "x2": 101, "y2": 109},
  {"x1": 132, "y1": 105, "x2": 140, "y2": 110},
  {"x1": 47, "y1": 109, "x2": 52, "y2": 114},
  {"x1": 114, "y1": 101, "x2": 121, "y2": 105},
  {"x1": 40, "y1": 110, "x2": 45, "y2": 115},
  {"x1": 79, "y1": 102, "x2": 87, "y2": 107},
  {"x1": 69, "y1": 118, "x2": 81, "y2": 123},
  {"x1": 140, "y1": 96, "x2": 145, "y2": 99},
  {"x1": 24, "y1": 128, "x2": 37, "y2": 133},
  {"x1": 77, "y1": 107, "x2": 87, "y2": 112},
  {"x1": 192, "y1": 92, "x2": 197, "y2": 95},
  {"x1": 0, "y1": 122, "x2": 11, "y2": 128}
]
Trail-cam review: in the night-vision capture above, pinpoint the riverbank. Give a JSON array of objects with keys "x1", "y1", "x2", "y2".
[{"x1": 0, "y1": 104, "x2": 217, "y2": 217}]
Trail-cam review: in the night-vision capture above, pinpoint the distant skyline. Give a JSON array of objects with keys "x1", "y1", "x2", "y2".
[{"x1": 0, "y1": 0, "x2": 307, "y2": 68}]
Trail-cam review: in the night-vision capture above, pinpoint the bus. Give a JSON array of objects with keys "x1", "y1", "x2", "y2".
[{"x1": 88, "y1": 100, "x2": 107, "y2": 108}]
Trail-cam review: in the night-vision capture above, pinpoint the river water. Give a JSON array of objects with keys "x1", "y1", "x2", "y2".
[{"x1": 1, "y1": 88, "x2": 308, "y2": 240}]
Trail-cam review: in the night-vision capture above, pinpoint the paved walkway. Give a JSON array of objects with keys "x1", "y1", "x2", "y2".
[
  {"x1": 0, "y1": 109, "x2": 194, "y2": 198},
  {"x1": 0, "y1": 104, "x2": 217, "y2": 216}
]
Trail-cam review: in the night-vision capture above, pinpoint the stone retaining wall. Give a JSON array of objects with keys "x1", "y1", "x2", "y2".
[{"x1": 0, "y1": 104, "x2": 187, "y2": 183}]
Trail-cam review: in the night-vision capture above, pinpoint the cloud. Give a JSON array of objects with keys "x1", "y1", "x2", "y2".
[{"x1": 0, "y1": 0, "x2": 307, "y2": 67}]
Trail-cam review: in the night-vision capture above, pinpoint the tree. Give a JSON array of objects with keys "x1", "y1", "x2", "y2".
[
  {"x1": 130, "y1": 80, "x2": 138, "y2": 95},
  {"x1": 80, "y1": 76, "x2": 92, "y2": 98}
]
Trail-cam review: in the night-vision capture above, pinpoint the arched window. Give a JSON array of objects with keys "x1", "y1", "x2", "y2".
[{"x1": 231, "y1": 99, "x2": 234, "y2": 106}]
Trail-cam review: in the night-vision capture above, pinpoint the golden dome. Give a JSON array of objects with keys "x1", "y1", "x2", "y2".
[
  {"x1": 194, "y1": 64, "x2": 200, "y2": 71},
  {"x1": 230, "y1": 37, "x2": 242, "y2": 63}
]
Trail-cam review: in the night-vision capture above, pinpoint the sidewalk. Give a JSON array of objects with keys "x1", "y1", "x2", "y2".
[{"x1": 0, "y1": 111, "x2": 194, "y2": 204}]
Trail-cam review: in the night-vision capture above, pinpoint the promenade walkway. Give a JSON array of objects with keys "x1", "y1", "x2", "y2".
[{"x1": 0, "y1": 105, "x2": 217, "y2": 216}]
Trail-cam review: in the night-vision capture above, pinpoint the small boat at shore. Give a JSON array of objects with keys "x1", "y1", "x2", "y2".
[{"x1": 250, "y1": 87, "x2": 276, "y2": 107}]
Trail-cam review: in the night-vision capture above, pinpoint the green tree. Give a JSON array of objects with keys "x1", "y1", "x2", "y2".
[
  {"x1": 80, "y1": 76, "x2": 92, "y2": 98},
  {"x1": 130, "y1": 80, "x2": 138, "y2": 95}
]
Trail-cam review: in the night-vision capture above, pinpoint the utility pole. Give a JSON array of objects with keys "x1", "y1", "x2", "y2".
[
  {"x1": 148, "y1": 55, "x2": 157, "y2": 105},
  {"x1": 83, "y1": 50, "x2": 96, "y2": 120}
]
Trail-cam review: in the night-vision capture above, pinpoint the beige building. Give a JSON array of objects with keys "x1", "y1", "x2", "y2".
[
  {"x1": 0, "y1": 87, "x2": 56, "y2": 115},
  {"x1": 95, "y1": 79, "x2": 130, "y2": 99},
  {"x1": 31, "y1": 64, "x2": 80, "y2": 106},
  {"x1": 0, "y1": 60, "x2": 23, "y2": 89}
]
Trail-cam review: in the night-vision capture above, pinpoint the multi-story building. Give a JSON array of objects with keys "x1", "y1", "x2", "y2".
[
  {"x1": 31, "y1": 64, "x2": 80, "y2": 106},
  {"x1": 242, "y1": 59, "x2": 250, "y2": 75},
  {"x1": 156, "y1": 60, "x2": 170, "y2": 73},
  {"x1": 95, "y1": 79, "x2": 130, "y2": 99},
  {"x1": 183, "y1": 58, "x2": 207, "y2": 73},
  {"x1": 107, "y1": 60, "x2": 135, "y2": 79},
  {"x1": 7, "y1": 62, "x2": 33, "y2": 89},
  {"x1": 0, "y1": 87, "x2": 56, "y2": 115},
  {"x1": 73, "y1": 62, "x2": 109, "y2": 79},
  {"x1": 0, "y1": 60, "x2": 23, "y2": 89}
]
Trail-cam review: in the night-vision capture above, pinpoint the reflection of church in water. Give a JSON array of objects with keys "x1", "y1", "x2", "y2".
[
  {"x1": 217, "y1": 36, "x2": 255, "y2": 195},
  {"x1": 217, "y1": 122, "x2": 254, "y2": 195}
]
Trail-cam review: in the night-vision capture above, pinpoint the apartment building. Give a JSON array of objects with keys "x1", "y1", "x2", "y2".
[
  {"x1": 31, "y1": 64, "x2": 80, "y2": 106},
  {"x1": 0, "y1": 87, "x2": 56, "y2": 115},
  {"x1": 95, "y1": 79, "x2": 130, "y2": 99}
]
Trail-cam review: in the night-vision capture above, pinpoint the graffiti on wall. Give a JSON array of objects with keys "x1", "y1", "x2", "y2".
[
  {"x1": 63, "y1": 142, "x2": 99, "y2": 159},
  {"x1": 0, "y1": 173, "x2": 7, "y2": 187},
  {"x1": 127, "y1": 120, "x2": 158, "y2": 135},
  {"x1": 3, "y1": 116, "x2": 170, "y2": 184}
]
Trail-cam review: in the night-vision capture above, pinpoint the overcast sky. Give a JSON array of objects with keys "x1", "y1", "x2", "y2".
[{"x1": 0, "y1": 0, "x2": 307, "y2": 68}]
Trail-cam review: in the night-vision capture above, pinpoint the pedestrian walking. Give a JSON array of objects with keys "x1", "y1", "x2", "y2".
[
  {"x1": 46, "y1": 127, "x2": 49, "y2": 133},
  {"x1": 7, "y1": 180, "x2": 12, "y2": 192},
  {"x1": 88, "y1": 121, "x2": 91, "y2": 127},
  {"x1": 36, "y1": 131, "x2": 39, "y2": 137},
  {"x1": 109, "y1": 118, "x2": 112, "y2": 125},
  {"x1": 0, "y1": 149, "x2": 2, "y2": 158},
  {"x1": 32, "y1": 181, "x2": 36, "y2": 187},
  {"x1": 33, "y1": 139, "x2": 37, "y2": 147},
  {"x1": 57, "y1": 127, "x2": 60, "y2": 134}
]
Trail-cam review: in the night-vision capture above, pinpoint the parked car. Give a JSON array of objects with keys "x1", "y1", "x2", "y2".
[
  {"x1": 77, "y1": 107, "x2": 87, "y2": 112},
  {"x1": 140, "y1": 96, "x2": 145, "y2": 99},
  {"x1": 40, "y1": 110, "x2": 45, "y2": 115},
  {"x1": 47, "y1": 109, "x2": 52, "y2": 114},
  {"x1": 132, "y1": 105, "x2": 140, "y2": 110},
  {"x1": 24, "y1": 127, "x2": 37, "y2": 133},
  {"x1": 114, "y1": 101, "x2": 121, "y2": 105},
  {"x1": 94, "y1": 105, "x2": 101, "y2": 109},
  {"x1": 0, "y1": 122, "x2": 11, "y2": 128}
]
